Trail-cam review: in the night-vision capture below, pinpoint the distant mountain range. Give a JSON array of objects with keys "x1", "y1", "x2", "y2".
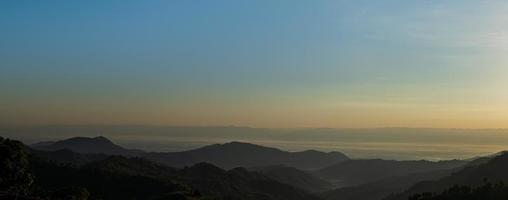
[
  {"x1": 31, "y1": 136, "x2": 349, "y2": 170},
  {"x1": 25, "y1": 135, "x2": 508, "y2": 200}
]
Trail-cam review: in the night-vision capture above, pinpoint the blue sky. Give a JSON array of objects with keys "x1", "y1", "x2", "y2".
[{"x1": 1, "y1": 0, "x2": 507, "y2": 127}]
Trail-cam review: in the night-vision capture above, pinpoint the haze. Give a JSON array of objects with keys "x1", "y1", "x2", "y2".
[{"x1": 2, "y1": 125, "x2": 508, "y2": 160}]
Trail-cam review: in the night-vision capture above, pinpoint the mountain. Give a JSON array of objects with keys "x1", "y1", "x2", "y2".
[
  {"x1": 30, "y1": 148, "x2": 108, "y2": 166},
  {"x1": 29, "y1": 152, "x2": 323, "y2": 200},
  {"x1": 1, "y1": 136, "x2": 200, "y2": 199},
  {"x1": 176, "y1": 162, "x2": 323, "y2": 200},
  {"x1": 33, "y1": 137, "x2": 349, "y2": 170},
  {"x1": 31, "y1": 136, "x2": 142, "y2": 156},
  {"x1": 385, "y1": 152, "x2": 508, "y2": 200},
  {"x1": 404, "y1": 182, "x2": 508, "y2": 200},
  {"x1": 23, "y1": 137, "x2": 326, "y2": 200},
  {"x1": 145, "y1": 141, "x2": 349, "y2": 169},
  {"x1": 318, "y1": 159, "x2": 467, "y2": 187},
  {"x1": 321, "y1": 168, "x2": 457, "y2": 200},
  {"x1": 251, "y1": 165, "x2": 334, "y2": 192},
  {"x1": 29, "y1": 156, "x2": 204, "y2": 199},
  {"x1": 31, "y1": 146, "x2": 332, "y2": 197}
]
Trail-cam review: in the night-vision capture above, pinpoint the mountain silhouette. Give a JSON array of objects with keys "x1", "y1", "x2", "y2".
[
  {"x1": 385, "y1": 152, "x2": 508, "y2": 200},
  {"x1": 251, "y1": 165, "x2": 334, "y2": 192},
  {"x1": 175, "y1": 162, "x2": 323, "y2": 200},
  {"x1": 146, "y1": 141, "x2": 349, "y2": 169},
  {"x1": 29, "y1": 149, "x2": 323, "y2": 200},
  {"x1": 31, "y1": 136, "x2": 142, "y2": 156},
  {"x1": 33, "y1": 137, "x2": 349, "y2": 169},
  {"x1": 322, "y1": 168, "x2": 458, "y2": 200},
  {"x1": 30, "y1": 148, "x2": 108, "y2": 166},
  {"x1": 318, "y1": 159, "x2": 467, "y2": 187}
]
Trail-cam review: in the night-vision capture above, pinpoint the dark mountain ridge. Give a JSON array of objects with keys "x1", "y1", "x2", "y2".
[
  {"x1": 32, "y1": 136, "x2": 142, "y2": 156},
  {"x1": 30, "y1": 151, "x2": 323, "y2": 200},
  {"x1": 385, "y1": 152, "x2": 508, "y2": 200},
  {"x1": 251, "y1": 165, "x2": 334, "y2": 192},
  {"x1": 0, "y1": 135, "x2": 325, "y2": 200},
  {"x1": 322, "y1": 168, "x2": 459, "y2": 200},
  {"x1": 318, "y1": 159, "x2": 467, "y2": 187},
  {"x1": 30, "y1": 148, "x2": 109, "y2": 166},
  {"x1": 32, "y1": 136, "x2": 349, "y2": 170},
  {"x1": 146, "y1": 141, "x2": 349, "y2": 169}
]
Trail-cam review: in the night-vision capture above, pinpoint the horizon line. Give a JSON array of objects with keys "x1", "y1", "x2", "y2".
[{"x1": 2, "y1": 123, "x2": 508, "y2": 130}]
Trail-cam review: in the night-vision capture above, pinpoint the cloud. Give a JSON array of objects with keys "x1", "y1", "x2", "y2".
[{"x1": 349, "y1": 1, "x2": 508, "y2": 51}]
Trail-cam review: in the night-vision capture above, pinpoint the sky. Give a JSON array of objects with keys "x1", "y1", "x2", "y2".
[{"x1": 1, "y1": 0, "x2": 508, "y2": 128}]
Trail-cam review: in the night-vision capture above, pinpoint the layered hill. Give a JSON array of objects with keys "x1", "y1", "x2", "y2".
[
  {"x1": 29, "y1": 152, "x2": 323, "y2": 200},
  {"x1": 32, "y1": 137, "x2": 349, "y2": 170},
  {"x1": 145, "y1": 141, "x2": 348, "y2": 169},
  {"x1": 385, "y1": 152, "x2": 508, "y2": 200},
  {"x1": 251, "y1": 165, "x2": 334, "y2": 192},
  {"x1": 322, "y1": 168, "x2": 457, "y2": 200},
  {"x1": 31, "y1": 136, "x2": 142, "y2": 156},
  {"x1": 318, "y1": 159, "x2": 467, "y2": 187}
]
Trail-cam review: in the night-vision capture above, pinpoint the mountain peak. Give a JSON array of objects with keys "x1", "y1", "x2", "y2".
[
  {"x1": 31, "y1": 136, "x2": 140, "y2": 156},
  {"x1": 53, "y1": 136, "x2": 109, "y2": 143},
  {"x1": 195, "y1": 141, "x2": 284, "y2": 155},
  {"x1": 93, "y1": 136, "x2": 111, "y2": 142},
  {"x1": 170, "y1": 141, "x2": 349, "y2": 169},
  {"x1": 223, "y1": 141, "x2": 261, "y2": 147}
]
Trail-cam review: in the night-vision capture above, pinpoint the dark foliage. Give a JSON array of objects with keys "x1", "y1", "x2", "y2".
[
  {"x1": 408, "y1": 182, "x2": 508, "y2": 200},
  {"x1": 0, "y1": 136, "x2": 34, "y2": 196},
  {"x1": 28, "y1": 157, "x2": 202, "y2": 200},
  {"x1": 50, "y1": 187, "x2": 90, "y2": 200}
]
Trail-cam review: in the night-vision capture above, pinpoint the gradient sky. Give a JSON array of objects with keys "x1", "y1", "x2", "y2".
[{"x1": 1, "y1": 0, "x2": 508, "y2": 128}]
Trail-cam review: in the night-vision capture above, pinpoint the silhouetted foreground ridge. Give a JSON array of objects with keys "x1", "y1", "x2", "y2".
[{"x1": 1, "y1": 136, "x2": 322, "y2": 200}]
